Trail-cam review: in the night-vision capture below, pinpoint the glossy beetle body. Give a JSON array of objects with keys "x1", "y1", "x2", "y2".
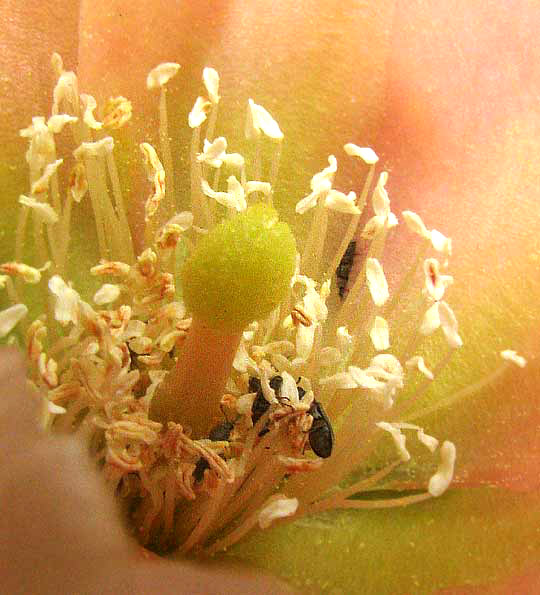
[
  {"x1": 250, "y1": 375, "x2": 282, "y2": 425},
  {"x1": 307, "y1": 400, "x2": 334, "y2": 459},
  {"x1": 248, "y1": 375, "x2": 334, "y2": 458},
  {"x1": 336, "y1": 240, "x2": 357, "y2": 298}
]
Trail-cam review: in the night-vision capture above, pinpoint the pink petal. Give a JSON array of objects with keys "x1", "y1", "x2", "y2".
[{"x1": 376, "y1": 1, "x2": 540, "y2": 492}]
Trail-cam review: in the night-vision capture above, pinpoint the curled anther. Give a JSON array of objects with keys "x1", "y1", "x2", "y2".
[{"x1": 291, "y1": 306, "x2": 313, "y2": 327}]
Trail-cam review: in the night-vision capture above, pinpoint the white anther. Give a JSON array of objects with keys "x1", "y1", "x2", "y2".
[
  {"x1": 430, "y1": 229, "x2": 452, "y2": 258},
  {"x1": 80, "y1": 94, "x2": 103, "y2": 130},
  {"x1": 258, "y1": 495, "x2": 298, "y2": 529},
  {"x1": 222, "y1": 153, "x2": 245, "y2": 169},
  {"x1": 406, "y1": 356, "x2": 434, "y2": 380},
  {"x1": 402, "y1": 210, "x2": 430, "y2": 239},
  {"x1": 245, "y1": 99, "x2": 283, "y2": 140},
  {"x1": 500, "y1": 349, "x2": 527, "y2": 368},
  {"x1": 365, "y1": 258, "x2": 389, "y2": 306},
  {"x1": 93, "y1": 284, "x2": 121, "y2": 305},
  {"x1": 31, "y1": 159, "x2": 63, "y2": 195},
  {"x1": 226, "y1": 176, "x2": 247, "y2": 211},
  {"x1": 48, "y1": 275, "x2": 80, "y2": 325},
  {"x1": 423, "y1": 258, "x2": 453, "y2": 301},
  {"x1": 202, "y1": 67, "x2": 220, "y2": 104},
  {"x1": 324, "y1": 190, "x2": 361, "y2": 215},
  {"x1": 146, "y1": 62, "x2": 180, "y2": 89},
  {"x1": 376, "y1": 422, "x2": 410, "y2": 462},
  {"x1": 74, "y1": 137, "x2": 114, "y2": 160},
  {"x1": 18, "y1": 196, "x2": 59, "y2": 225},
  {"x1": 370, "y1": 316, "x2": 390, "y2": 351},
  {"x1": 197, "y1": 137, "x2": 227, "y2": 167},
  {"x1": 438, "y1": 301, "x2": 463, "y2": 348},
  {"x1": 428, "y1": 441, "x2": 456, "y2": 497},
  {"x1": 344, "y1": 143, "x2": 379, "y2": 164},
  {"x1": 420, "y1": 302, "x2": 440, "y2": 335},
  {"x1": 189, "y1": 96, "x2": 211, "y2": 128}
]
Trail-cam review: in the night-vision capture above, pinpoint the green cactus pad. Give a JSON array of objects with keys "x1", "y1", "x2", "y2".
[{"x1": 182, "y1": 204, "x2": 296, "y2": 330}]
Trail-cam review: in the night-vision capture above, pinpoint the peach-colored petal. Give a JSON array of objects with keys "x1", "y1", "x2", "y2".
[{"x1": 376, "y1": 0, "x2": 540, "y2": 491}]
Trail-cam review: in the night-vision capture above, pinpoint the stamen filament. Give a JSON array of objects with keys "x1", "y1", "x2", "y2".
[
  {"x1": 180, "y1": 480, "x2": 226, "y2": 553},
  {"x1": 311, "y1": 491, "x2": 431, "y2": 513},
  {"x1": 84, "y1": 158, "x2": 109, "y2": 259},
  {"x1": 190, "y1": 126, "x2": 209, "y2": 227},
  {"x1": 309, "y1": 461, "x2": 401, "y2": 511},
  {"x1": 106, "y1": 152, "x2": 135, "y2": 263},
  {"x1": 302, "y1": 196, "x2": 329, "y2": 280},
  {"x1": 338, "y1": 225, "x2": 388, "y2": 328},
  {"x1": 267, "y1": 140, "x2": 282, "y2": 205},
  {"x1": 405, "y1": 357, "x2": 508, "y2": 422},
  {"x1": 58, "y1": 188, "x2": 74, "y2": 273},
  {"x1": 205, "y1": 103, "x2": 219, "y2": 144},
  {"x1": 15, "y1": 206, "x2": 29, "y2": 266},
  {"x1": 204, "y1": 507, "x2": 259, "y2": 555},
  {"x1": 395, "y1": 347, "x2": 454, "y2": 419},
  {"x1": 49, "y1": 163, "x2": 62, "y2": 214},
  {"x1": 95, "y1": 161, "x2": 124, "y2": 260},
  {"x1": 384, "y1": 239, "x2": 430, "y2": 319},
  {"x1": 159, "y1": 87, "x2": 176, "y2": 220}
]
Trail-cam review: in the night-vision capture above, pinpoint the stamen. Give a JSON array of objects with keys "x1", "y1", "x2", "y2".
[
  {"x1": 189, "y1": 121, "x2": 208, "y2": 227},
  {"x1": 267, "y1": 141, "x2": 282, "y2": 204},
  {"x1": 203, "y1": 67, "x2": 220, "y2": 143},
  {"x1": 105, "y1": 152, "x2": 134, "y2": 263},
  {"x1": 323, "y1": 158, "x2": 373, "y2": 282},
  {"x1": 0, "y1": 304, "x2": 28, "y2": 338},
  {"x1": 158, "y1": 86, "x2": 176, "y2": 219},
  {"x1": 313, "y1": 492, "x2": 432, "y2": 513},
  {"x1": 428, "y1": 441, "x2": 456, "y2": 497},
  {"x1": 338, "y1": 173, "x2": 394, "y2": 327},
  {"x1": 370, "y1": 315, "x2": 390, "y2": 351},
  {"x1": 74, "y1": 142, "x2": 111, "y2": 259},
  {"x1": 405, "y1": 353, "x2": 514, "y2": 422},
  {"x1": 299, "y1": 155, "x2": 337, "y2": 278}
]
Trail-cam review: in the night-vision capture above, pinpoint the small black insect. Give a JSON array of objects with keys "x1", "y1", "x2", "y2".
[
  {"x1": 249, "y1": 375, "x2": 283, "y2": 426},
  {"x1": 193, "y1": 457, "x2": 210, "y2": 482},
  {"x1": 248, "y1": 375, "x2": 334, "y2": 458},
  {"x1": 336, "y1": 240, "x2": 357, "y2": 298},
  {"x1": 193, "y1": 420, "x2": 234, "y2": 482},
  {"x1": 208, "y1": 420, "x2": 234, "y2": 442},
  {"x1": 306, "y1": 400, "x2": 334, "y2": 459}
]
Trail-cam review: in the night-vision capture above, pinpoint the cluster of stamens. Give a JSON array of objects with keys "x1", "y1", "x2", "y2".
[{"x1": 0, "y1": 55, "x2": 527, "y2": 556}]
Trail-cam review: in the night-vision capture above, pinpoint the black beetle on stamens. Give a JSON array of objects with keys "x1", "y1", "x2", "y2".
[
  {"x1": 208, "y1": 420, "x2": 234, "y2": 442},
  {"x1": 248, "y1": 374, "x2": 334, "y2": 458},
  {"x1": 295, "y1": 381, "x2": 334, "y2": 458},
  {"x1": 249, "y1": 375, "x2": 282, "y2": 426},
  {"x1": 306, "y1": 400, "x2": 334, "y2": 459},
  {"x1": 193, "y1": 457, "x2": 210, "y2": 482},
  {"x1": 336, "y1": 240, "x2": 358, "y2": 298}
]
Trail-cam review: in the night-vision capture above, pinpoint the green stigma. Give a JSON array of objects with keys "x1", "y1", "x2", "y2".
[{"x1": 182, "y1": 203, "x2": 296, "y2": 330}]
